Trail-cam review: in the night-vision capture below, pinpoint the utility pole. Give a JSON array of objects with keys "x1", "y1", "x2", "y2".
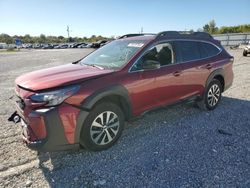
[
  {"x1": 141, "y1": 27, "x2": 143, "y2": 34},
  {"x1": 67, "y1": 25, "x2": 70, "y2": 41}
]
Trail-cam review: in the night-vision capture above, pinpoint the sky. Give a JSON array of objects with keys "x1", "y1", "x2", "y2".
[{"x1": 0, "y1": 0, "x2": 249, "y2": 38}]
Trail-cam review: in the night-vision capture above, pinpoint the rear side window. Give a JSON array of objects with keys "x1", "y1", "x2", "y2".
[
  {"x1": 175, "y1": 41, "x2": 200, "y2": 62},
  {"x1": 199, "y1": 42, "x2": 220, "y2": 58}
]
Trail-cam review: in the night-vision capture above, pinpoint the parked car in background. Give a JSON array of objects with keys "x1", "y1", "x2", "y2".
[
  {"x1": 72, "y1": 42, "x2": 86, "y2": 48},
  {"x1": 0, "y1": 43, "x2": 8, "y2": 49},
  {"x1": 34, "y1": 44, "x2": 43, "y2": 49},
  {"x1": 54, "y1": 44, "x2": 68, "y2": 49},
  {"x1": 86, "y1": 43, "x2": 93, "y2": 48},
  {"x1": 52, "y1": 44, "x2": 59, "y2": 49},
  {"x1": 243, "y1": 42, "x2": 250, "y2": 56},
  {"x1": 42, "y1": 44, "x2": 54, "y2": 49},
  {"x1": 68, "y1": 43, "x2": 75, "y2": 48},
  {"x1": 9, "y1": 31, "x2": 234, "y2": 152},
  {"x1": 8, "y1": 44, "x2": 17, "y2": 49},
  {"x1": 91, "y1": 40, "x2": 108, "y2": 48},
  {"x1": 22, "y1": 44, "x2": 33, "y2": 49},
  {"x1": 77, "y1": 43, "x2": 88, "y2": 48}
]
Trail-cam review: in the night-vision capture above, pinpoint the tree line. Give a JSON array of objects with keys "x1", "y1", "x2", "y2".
[
  {"x1": 201, "y1": 20, "x2": 250, "y2": 34},
  {"x1": 0, "y1": 34, "x2": 110, "y2": 44},
  {"x1": 1, "y1": 21, "x2": 250, "y2": 44}
]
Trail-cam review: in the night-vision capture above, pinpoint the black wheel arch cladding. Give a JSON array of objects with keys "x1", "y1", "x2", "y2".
[
  {"x1": 80, "y1": 85, "x2": 132, "y2": 119},
  {"x1": 75, "y1": 85, "x2": 132, "y2": 144},
  {"x1": 206, "y1": 68, "x2": 225, "y2": 91}
]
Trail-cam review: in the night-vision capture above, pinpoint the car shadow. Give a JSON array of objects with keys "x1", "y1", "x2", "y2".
[{"x1": 38, "y1": 96, "x2": 250, "y2": 187}]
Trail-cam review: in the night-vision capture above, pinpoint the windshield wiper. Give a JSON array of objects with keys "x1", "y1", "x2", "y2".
[{"x1": 82, "y1": 63, "x2": 104, "y2": 70}]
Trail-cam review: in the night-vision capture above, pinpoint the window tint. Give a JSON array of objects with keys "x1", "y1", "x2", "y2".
[
  {"x1": 131, "y1": 42, "x2": 174, "y2": 71},
  {"x1": 199, "y1": 42, "x2": 220, "y2": 58},
  {"x1": 175, "y1": 41, "x2": 200, "y2": 62}
]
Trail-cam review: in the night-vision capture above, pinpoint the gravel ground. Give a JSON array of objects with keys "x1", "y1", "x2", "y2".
[{"x1": 0, "y1": 48, "x2": 249, "y2": 187}]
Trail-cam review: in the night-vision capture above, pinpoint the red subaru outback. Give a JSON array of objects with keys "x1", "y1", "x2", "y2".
[{"x1": 9, "y1": 31, "x2": 234, "y2": 151}]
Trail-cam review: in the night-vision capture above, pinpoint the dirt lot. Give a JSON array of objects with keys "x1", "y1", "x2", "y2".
[{"x1": 0, "y1": 48, "x2": 249, "y2": 187}]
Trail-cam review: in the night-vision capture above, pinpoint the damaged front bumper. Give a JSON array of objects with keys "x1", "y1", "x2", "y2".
[
  {"x1": 8, "y1": 85, "x2": 89, "y2": 151},
  {"x1": 8, "y1": 105, "x2": 80, "y2": 151},
  {"x1": 8, "y1": 93, "x2": 47, "y2": 148},
  {"x1": 8, "y1": 109, "x2": 49, "y2": 150}
]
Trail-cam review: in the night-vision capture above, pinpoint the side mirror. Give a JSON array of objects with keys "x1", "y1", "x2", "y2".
[{"x1": 142, "y1": 60, "x2": 160, "y2": 70}]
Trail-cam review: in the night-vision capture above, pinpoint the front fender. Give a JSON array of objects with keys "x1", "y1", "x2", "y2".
[
  {"x1": 81, "y1": 85, "x2": 131, "y2": 110},
  {"x1": 74, "y1": 85, "x2": 132, "y2": 143}
]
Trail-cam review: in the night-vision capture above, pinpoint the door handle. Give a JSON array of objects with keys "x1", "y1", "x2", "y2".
[
  {"x1": 205, "y1": 64, "x2": 212, "y2": 70},
  {"x1": 173, "y1": 71, "x2": 181, "y2": 77}
]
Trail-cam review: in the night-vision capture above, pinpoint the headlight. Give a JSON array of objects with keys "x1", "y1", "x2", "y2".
[{"x1": 30, "y1": 85, "x2": 80, "y2": 106}]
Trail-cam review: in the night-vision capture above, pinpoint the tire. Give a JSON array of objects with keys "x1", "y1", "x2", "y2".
[
  {"x1": 80, "y1": 102, "x2": 124, "y2": 151},
  {"x1": 197, "y1": 79, "x2": 222, "y2": 111},
  {"x1": 243, "y1": 50, "x2": 247, "y2": 56}
]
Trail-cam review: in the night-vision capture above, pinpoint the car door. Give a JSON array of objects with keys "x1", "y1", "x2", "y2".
[
  {"x1": 174, "y1": 40, "x2": 212, "y2": 99},
  {"x1": 127, "y1": 42, "x2": 183, "y2": 115},
  {"x1": 152, "y1": 42, "x2": 183, "y2": 106},
  {"x1": 127, "y1": 53, "x2": 160, "y2": 115}
]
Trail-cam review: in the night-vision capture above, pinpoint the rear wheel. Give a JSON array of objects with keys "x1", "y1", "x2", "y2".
[
  {"x1": 197, "y1": 79, "x2": 222, "y2": 111},
  {"x1": 80, "y1": 102, "x2": 124, "y2": 151}
]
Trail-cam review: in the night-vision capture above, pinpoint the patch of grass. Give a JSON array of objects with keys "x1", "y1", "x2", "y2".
[
  {"x1": 5, "y1": 48, "x2": 20, "y2": 52},
  {"x1": 7, "y1": 48, "x2": 16, "y2": 52}
]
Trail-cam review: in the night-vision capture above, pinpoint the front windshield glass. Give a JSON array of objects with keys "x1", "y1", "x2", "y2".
[{"x1": 80, "y1": 40, "x2": 147, "y2": 69}]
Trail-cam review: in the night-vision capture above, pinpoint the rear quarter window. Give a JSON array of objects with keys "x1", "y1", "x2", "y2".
[
  {"x1": 175, "y1": 41, "x2": 200, "y2": 62},
  {"x1": 198, "y1": 42, "x2": 221, "y2": 58}
]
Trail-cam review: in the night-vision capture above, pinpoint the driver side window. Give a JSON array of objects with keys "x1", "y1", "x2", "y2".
[{"x1": 131, "y1": 42, "x2": 174, "y2": 71}]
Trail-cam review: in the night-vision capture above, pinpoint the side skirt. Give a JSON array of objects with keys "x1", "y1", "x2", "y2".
[{"x1": 128, "y1": 94, "x2": 200, "y2": 122}]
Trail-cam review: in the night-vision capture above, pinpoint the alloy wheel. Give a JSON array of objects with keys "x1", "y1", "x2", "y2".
[
  {"x1": 90, "y1": 111, "x2": 120, "y2": 145},
  {"x1": 207, "y1": 84, "x2": 220, "y2": 107}
]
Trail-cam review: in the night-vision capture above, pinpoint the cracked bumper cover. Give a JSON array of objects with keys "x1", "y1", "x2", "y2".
[{"x1": 9, "y1": 104, "x2": 89, "y2": 151}]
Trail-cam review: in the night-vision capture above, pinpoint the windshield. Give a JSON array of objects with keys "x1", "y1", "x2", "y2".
[{"x1": 80, "y1": 40, "x2": 147, "y2": 69}]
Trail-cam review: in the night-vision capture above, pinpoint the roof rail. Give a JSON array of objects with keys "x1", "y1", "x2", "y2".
[
  {"x1": 118, "y1": 33, "x2": 155, "y2": 39},
  {"x1": 156, "y1": 31, "x2": 180, "y2": 39},
  {"x1": 155, "y1": 31, "x2": 213, "y2": 40},
  {"x1": 192, "y1": 32, "x2": 212, "y2": 39}
]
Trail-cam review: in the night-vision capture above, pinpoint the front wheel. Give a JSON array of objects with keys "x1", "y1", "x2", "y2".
[
  {"x1": 80, "y1": 102, "x2": 124, "y2": 151},
  {"x1": 197, "y1": 79, "x2": 222, "y2": 111}
]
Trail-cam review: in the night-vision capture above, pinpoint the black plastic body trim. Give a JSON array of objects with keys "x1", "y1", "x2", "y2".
[
  {"x1": 64, "y1": 102, "x2": 90, "y2": 112},
  {"x1": 130, "y1": 94, "x2": 199, "y2": 122},
  {"x1": 74, "y1": 85, "x2": 133, "y2": 144},
  {"x1": 205, "y1": 68, "x2": 224, "y2": 89},
  {"x1": 75, "y1": 110, "x2": 89, "y2": 144},
  {"x1": 39, "y1": 108, "x2": 75, "y2": 151},
  {"x1": 81, "y1": 85, "x2": 132, "y2": 116}
]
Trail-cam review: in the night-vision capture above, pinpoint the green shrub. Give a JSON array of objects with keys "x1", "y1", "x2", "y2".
[{"x1": 6, "y1": 48, "x2": 16, "y2": 52}]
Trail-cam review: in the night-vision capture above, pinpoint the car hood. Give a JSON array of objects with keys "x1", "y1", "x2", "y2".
[{"x1": 15, "y1": 63, "x2": 114, "y2": 91}]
